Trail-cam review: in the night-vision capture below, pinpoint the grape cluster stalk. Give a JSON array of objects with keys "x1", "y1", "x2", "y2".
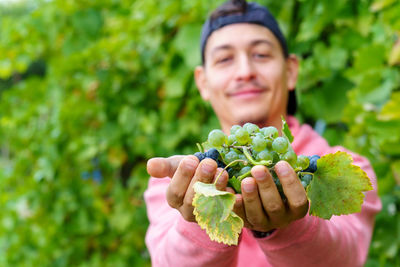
[{"x1": 194, "y1": 123, "x2": 320, "y2": 196}]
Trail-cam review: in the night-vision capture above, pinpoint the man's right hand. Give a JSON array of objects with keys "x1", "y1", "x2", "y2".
[{"x1": 147, "y1": 156, "x2": 229, "y2": 222}]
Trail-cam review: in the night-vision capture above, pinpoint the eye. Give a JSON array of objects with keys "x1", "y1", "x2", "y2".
[
  {"x1": 253, "y1": 53, "x2": 270, "y2": 59},
  {"x1": 216, "y1": 56, "x2": 232, "y2": 64}
]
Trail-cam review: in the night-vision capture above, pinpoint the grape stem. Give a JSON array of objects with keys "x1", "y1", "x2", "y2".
[
  {"x1": 237, "y1": 170, "x2": 252, "y2": 181},
  {"x1": 226, "y1": 145, "x2": 249, "y2": 150},
  {"x1": 196, "y1": 143, "x2": 204, "y2": 153},
  {"x1": 213, "y1": 159, "x2": 246, "y2": 185},
  {"x1": 242, "y1": 147, "x2": 272, "y2": 166},
  {"x1": 299, "y1": 171, "x2": 315, "y2": 176}
]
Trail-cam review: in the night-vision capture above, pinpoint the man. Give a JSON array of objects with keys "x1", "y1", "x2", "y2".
[{"x1": 145, "y1": 1, "x2": 381, "y2": 266}]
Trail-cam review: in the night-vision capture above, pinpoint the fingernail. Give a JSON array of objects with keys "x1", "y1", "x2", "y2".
[
  {"x1": 202, "y1": 162, "x2": 215, "y2": 174},
  {"x1": 242, "y1": 181, "x2": 255, "y2": 193},
  {"x1": 252, "y1": 168, "x2": 266, "y2": 181},
  {"x1": 275, "y1": 162, "x2": 290, "y2": 176}
]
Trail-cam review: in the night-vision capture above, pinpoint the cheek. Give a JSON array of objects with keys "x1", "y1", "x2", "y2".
[
  {"x1": 259, "y1": 64, "x2": 286, "y2": 88},
  {"x1": 206, "y1": 71, "x2": 232, "y2": 94}
]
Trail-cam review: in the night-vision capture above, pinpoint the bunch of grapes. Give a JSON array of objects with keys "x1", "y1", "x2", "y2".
[{"x1": 194, "y1": 123, "x2": 320, "y2": 195}]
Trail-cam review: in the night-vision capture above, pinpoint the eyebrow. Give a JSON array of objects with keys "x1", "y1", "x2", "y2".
[
  {"x1": 250, "y1": 39, "x2": 274, "y2": 48},
  {"x1": 210, "y1": 45, "x2": 233, "y2": 58},
  {"x1": 210, "y1": 39, "x2": 274, "y2": 57}
]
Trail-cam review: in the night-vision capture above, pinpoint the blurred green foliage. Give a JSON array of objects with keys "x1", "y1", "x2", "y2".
[{"x1": 0, "y1": 0, "x2": 399, "y2": 266}]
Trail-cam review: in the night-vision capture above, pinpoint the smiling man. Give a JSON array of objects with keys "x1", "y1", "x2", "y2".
[
  {"x1": 144, "y1": 1, "x2": 381, "y2": 266},
  {"x1": 195, "y1": 22, "x2": 298, "y2": 132}
]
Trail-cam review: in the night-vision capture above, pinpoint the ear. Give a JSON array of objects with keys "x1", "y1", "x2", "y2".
[
  {"x1": 286, "y1": 54, "x2": 299, "y2": 91},
  {"x1": 194, "y1": 65, "x2": 210, "y2": 101}
]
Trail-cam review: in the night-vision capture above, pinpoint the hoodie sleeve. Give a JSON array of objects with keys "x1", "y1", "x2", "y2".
[
  {"x1": 253, "y1": 148, "x2": 381, "y2": 267},
  {"x1": 144, "y1": 177, "x2": 240, "y2": 267}
]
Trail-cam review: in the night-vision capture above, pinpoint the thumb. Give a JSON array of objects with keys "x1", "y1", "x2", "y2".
[{"x1": 146, "y1": 155, "x2": 186, "y2": 178}]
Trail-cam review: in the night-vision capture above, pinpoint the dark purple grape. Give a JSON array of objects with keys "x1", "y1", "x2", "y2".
[
  {"x1": 217, "y1": 159, "x2": 226, "y2": 168},
  {"x1": 194, "y1": 152, "x2": 206, "y2": 161},
  {"x1": 205, "y1": 148, "x2": 220, "y2": 161},
  {"x1": 305, "y1": 155, "x2": 320, "y2": 173}
]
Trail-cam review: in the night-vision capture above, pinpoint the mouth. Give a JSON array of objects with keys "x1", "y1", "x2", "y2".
[{"x1": 229, "y1": 88, "x2": 266, "y2": 100}]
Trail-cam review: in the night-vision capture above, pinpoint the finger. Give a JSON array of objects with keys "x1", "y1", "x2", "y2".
[
  {"x1": 233, "y1": 194, "x2": 252, "y2": 228},
  {"x1": 214, "y1": 168, "x2": 229, "y2": 191},
  {"x1": 166, "y1": 155, "x2": 199, "y2": 209},
  {"x1": 226, "y1": 187, "x2": 235, "y2": 194},
  {"x1": 251, "y1": 165, "x2": 286, "y2": 226},
  {"x1": 275, "y1": 161, "x2": 309, "y2": 219},
  {"x1": 241, "y1": 177, "x2": 269, "y2": 230},
  {"x1": 147, "y1": 155, "x2": 185, "y2": 178},
  {"x1": 181, "y1": 158, "x2": 218, "y2": 217}
]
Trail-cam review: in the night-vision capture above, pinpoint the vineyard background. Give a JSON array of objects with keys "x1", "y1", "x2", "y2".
[{"x1": 1, "y1": 0, "x2": 399, "y2": 266}]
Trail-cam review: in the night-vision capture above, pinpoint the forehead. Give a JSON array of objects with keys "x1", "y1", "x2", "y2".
[{"x1": 205, "y1": 23, "x2": 281, "y2": 54}]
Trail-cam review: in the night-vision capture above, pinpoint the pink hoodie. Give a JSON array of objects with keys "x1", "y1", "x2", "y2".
[{"x1": 144, "y1": 117, "x2": 381, "y2": 267}]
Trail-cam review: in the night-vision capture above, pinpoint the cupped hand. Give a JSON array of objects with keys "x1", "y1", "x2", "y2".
[
  {"x1": 233, "y1": 161, "x2": 309, "y2": 232},
  {"x1": 147, "y1": 156, "x2": 308, "y2": 230},
  {"x1": 147, "y1": 156, "x2": 229, "y2": 222}
]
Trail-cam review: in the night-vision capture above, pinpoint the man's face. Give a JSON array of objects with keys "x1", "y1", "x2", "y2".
[{"x1": 195, "y1": 23, "x2": 298, "y2": 132}]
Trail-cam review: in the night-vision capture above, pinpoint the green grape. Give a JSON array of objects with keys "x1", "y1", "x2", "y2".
[
  {"x1": 272, "y1": 137, "x2": 289, "y2": 154},
  {"x1": 219, "y1": 146, "x2": 229, "y2": 157},
  {"x1": 225, "y1": 150, "x2": 239, "y2": 163},
  {"x1": 271, "y1": 151, "x2": 280, "y2": 163},
  {"x1": 252, "y1": 135, "x2": 267, "y2": 152},
  {"x1": 302, "y1": 174, "x2": 313, "y2": 184},
  {"x1": 297, "y1": 155, "x2": 310, "y2": 170},
  {"x1": 230, "y1": 125, "x2": 242, "y2": 135},
  {"x1": 208, "y1": 129, "x2": 227, "y2": 147},
  {"x1": 282, "y1": 150, "x2": 297, "y2": 167},
  {"x1": 227, "y1": 134, "x2": 237, "y2": 145},
  {"x1": 238, "y1": 166, "x2": 251, "y2": 176},
  {"x1": 228, "y1": 167, "x2": 236, "y2": 178},
  {"x1": 257, "y1": 149, "x2": 274, "y2": 162},
  {"x1": 238, "y1": 154, "x2": 248, "y2": 168},
  {"x1": 265, "y1": 138, "x2": 273, "y2": 149},
  {"x1": 235, "y1": 128, "x2": 251, "y2": 145},
  {"x1": 260, "y1": 126, "x2": 279, "y2": 139},
  {"x1": 243, "y1": 122, "x2": 259, "y2": 135}
]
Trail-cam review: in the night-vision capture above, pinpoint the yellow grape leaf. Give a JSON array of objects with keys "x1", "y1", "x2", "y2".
[
  {"x1": 370, "y1": 0, "x2": 397, "y2": 12},
  {"x1": 389, "y1": 39, "x2": 400, "y2": 66},
  {"x1": 378, "y1": 91, "x2": 400, "y2": 121},
  {"x1": 307, "y1": 151, "x2": 373, "y2": 219},
  {"x1": 192, "y1": 182, "x2": 243, "y2": 245}
]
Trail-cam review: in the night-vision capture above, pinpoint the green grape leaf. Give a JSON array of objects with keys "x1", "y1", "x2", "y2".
[
  {"x1": 281, "y1": 116, "x2": 294, "y2": 143},
  {"x1": 192, "y1": 182, "x2": 243, "y2": 245},
  {"x1": 307, "y1": 151, "x2": 373, "y2": 219}
]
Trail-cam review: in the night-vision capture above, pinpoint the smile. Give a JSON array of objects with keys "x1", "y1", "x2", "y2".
[{"x1": 229, "y1": 88, "x2": 266, "y2": 100}]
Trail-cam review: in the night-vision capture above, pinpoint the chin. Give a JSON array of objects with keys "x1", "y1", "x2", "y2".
[{"x1": 233, "y1": 111, "x2": 269, "y2": 126}]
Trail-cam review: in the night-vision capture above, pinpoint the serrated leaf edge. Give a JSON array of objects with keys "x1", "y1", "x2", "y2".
[
  {"x1": 192, "y1": 182, "x2": 243, "y2": 245},
  {"x1": 307, "y1": 151, "x2": 373, "y2": 219}
]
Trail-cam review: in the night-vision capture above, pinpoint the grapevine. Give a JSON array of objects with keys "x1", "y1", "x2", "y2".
[{"x1": 191, "y1": 118, "x2": 373, "y2": 245}]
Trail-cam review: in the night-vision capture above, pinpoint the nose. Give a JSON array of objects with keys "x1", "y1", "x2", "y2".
[{"x1": 235, "y1": 54, "x2": 256, "y2": 82}]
